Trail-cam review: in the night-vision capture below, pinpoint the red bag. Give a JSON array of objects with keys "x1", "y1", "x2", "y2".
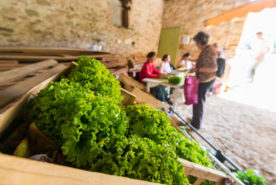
[{"x1": 184, "y1": 76, "x2": 200, "y2": 105}]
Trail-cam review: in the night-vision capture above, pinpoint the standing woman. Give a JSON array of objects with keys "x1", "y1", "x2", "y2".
[{"x1": 190, "y1": 31, "x2": 217, "y2": 129}]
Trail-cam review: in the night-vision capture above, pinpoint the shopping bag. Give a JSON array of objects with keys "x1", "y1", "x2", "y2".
[{"x1": 184, "y1": 76, "x2": 200, "y2": 105}]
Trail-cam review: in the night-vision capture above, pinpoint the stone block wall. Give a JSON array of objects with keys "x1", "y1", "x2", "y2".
[
  {"x1": 0, "y1": 0, "x2": 163, "y2": 58},
  {"x1": 162, "y1": 0, "x2": 252, "y2": 61}
]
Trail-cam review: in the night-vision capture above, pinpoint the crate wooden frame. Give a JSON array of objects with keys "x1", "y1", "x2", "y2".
[{"x1": 1, "y1": 64, "x2": 229, "y2": 185}]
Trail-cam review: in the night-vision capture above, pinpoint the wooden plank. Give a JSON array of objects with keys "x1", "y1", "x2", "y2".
[
  {"x1": 215, "y1": 180, "x2": 224, "y2": 185},
  {"x1": 194, "y1": 178, "x2": 204, "y2": 185},
  {"x1": 178, "y1": 158, "x2": 228, "y2": 182},
  {"x1": 121, "y1": 88, "x2": 136, "y2": 106},
  {"x1": 118, "y1": 73, "x2": 146, "y2": 92},
  {"x1": 0, "y1": 47, "x2": 110, "y2": 55},
  {"x1": 130, "y1": 87, "x2": 169, "y2": 111},
  {"x1": 102, "y1": 59, "x2": 128, "y2": 69},
  {"x1": 0, "y1": 59, "x2": 58, "y2": 84},
  {"x1": 0, "y1": 54, "x2": 111, "y2": 61},
  {"x1": 206, "y1": 153, "x2": 244, "y2": 185},
  {"x1": 0, "y1": 64, "x2": 68, "y2": 134},
  {"x1": 205, "y1": 0, "x2": 276, "y2": 26},
  {"x1": 0, "y1": 153, "x2": 161, "y2": 185},
  {"x1": 0, "y1": 64, "x2": 66, "y2": 108},
  {"x1": 110, "y1": 67, "x2": 128, "y2": 77},
  {"x1": 0, "y1": 60, "x2": 18, "y2": 64}
]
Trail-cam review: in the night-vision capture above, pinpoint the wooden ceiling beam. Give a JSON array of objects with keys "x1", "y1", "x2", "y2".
[{"x1": 205, "y1": 0, "x2": 276, "y2": 26}]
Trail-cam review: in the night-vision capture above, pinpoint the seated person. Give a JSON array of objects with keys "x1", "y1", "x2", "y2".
[
  {"x1": 160, "y1": 54, "x2": 172, "y2": 74},
  {"x1": 177, "y1": 52, "x2": 193, "y2": 70},
  {"x1": 139, "y1": 52, "x2": 168, "y2": 102}
]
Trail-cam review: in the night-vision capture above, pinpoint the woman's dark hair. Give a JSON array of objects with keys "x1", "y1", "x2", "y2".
[
  {"x1": 147, "y1": 51, "x2": 156, "y2": 59},
  {"x1": 193, "y1": 31, "x2": 209, "y2": 46},
  {"x1": 182, "y1": 52, "x2": 190, "y2": 58},
  {"x1": 162, "y1": 54, "x2": 169, "y2": 61}
]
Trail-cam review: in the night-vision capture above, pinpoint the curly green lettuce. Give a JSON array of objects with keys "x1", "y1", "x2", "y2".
[
  {"x1": 69, "y1": 56, "x2": 122, "y2": 104},
  {"x1": 29, "y1": 79, "x2": 128, "y2": 167},
  {"x1": 126, "y1": 104, "x2": 213, "y2": 168},
  {"x1": 90, "y1": 135, "x2": 189, "y2": 185}
]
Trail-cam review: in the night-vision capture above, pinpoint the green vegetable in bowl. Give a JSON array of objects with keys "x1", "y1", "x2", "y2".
[{"x1": 168, "y1": 75, "x2": 182, "y2": 85}]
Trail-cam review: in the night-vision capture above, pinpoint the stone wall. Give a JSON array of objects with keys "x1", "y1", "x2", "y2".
[
  {"x1": 0, "y1": 0, "x2": 163, "y2": 58},
  {"x1": 162, "y1": 0, "x2": 252, "y2": 61}
]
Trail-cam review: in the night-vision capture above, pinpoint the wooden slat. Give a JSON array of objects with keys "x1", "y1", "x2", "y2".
[
  {"x1": 205, "y1": 0, "x2": 276, "y2": 26},
  {"x1": 121, "y1": 88, "x2": 136, "y2": 106},
  {"x1": 0, "y1": 153, "x2": 160, "y2": 185},
  {"x1": 194, "y1": 178, "x2": 204, "y2": 185},
  {"x1": 102, "y1": 59, "x2": 128, "y2": 69},
  {"x1": 0, "y1": 60, "x2": 19, "y2": 64},
  {"x1": 0, "y1": 64, "x2": 69, "y2": 134},
  {"x1": 0, "y1": 64, "x2": 66, "y2": 108},
  {"x1": 178, "y1": 158, "x2": 228, "y2": 183},
  {"x1": 110, "y1": 67, "x2": 128, "y2": 77},
  {"x1": 118, "y1": 73, "x2": 146, "y2": 92},
  {"x1": 215, "y1": 180, "x2": 225, "y2": 185},
  {"x1": 0, "y1": 47, "x2": 110, "y2": 55},
  {"x1": 0, "y1": 59, "x2": 58, "y2": 84},
  {"x1": 206, "y1": 153, "x2": 244, "y2": 185},
  {"x1": 130, "y1": 87, "x2": 169, "y2": 111},
  {"x1": 0, "y1": 54, "x2": 111, "y2": 61}
]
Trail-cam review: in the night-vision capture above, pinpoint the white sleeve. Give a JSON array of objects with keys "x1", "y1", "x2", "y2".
[{"x1": 160, "y1": 63, "x2": 165, "y2": 73}]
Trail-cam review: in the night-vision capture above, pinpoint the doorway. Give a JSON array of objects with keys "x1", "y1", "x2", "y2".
[
  {"x1": 220, "y1": 7, "x2": 276, "y2": 112},
  {"x1": 158, "y1": 27, "x2": 182, "y2": 66}
]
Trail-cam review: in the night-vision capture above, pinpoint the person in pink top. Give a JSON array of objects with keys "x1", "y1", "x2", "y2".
[{"x1": 139, "y1": 52, "x2": 168, "y2": 102}]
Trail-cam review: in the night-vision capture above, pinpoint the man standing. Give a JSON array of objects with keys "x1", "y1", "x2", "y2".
[{"x1": 250, "y1": 32, "x2": 270, "y2": 82}]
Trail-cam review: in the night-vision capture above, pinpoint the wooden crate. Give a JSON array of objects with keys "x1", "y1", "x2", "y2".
[
  {"x1": 0, "y1": 153, "x2": 160, "y2": 185},
  {"x1": 0, "y1": 64, "x2": 230, "y2": 185},
  {"x1": 0, "y1": 62, "x2": 162, "y2": 185}
]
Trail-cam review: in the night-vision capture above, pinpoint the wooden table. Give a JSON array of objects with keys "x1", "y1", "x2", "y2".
[
  {"x1": 142, "y1": 69, "x2": 186, "y2": 93},
  {"x1": 142, "y1": 78, "x2": 182, "y2": 93}
]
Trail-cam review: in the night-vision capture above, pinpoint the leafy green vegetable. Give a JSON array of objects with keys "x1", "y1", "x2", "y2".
[
  {"x1": 69, "y1": 56, "x2": 122, "y2": 104},
  {"x1": 168, "y1": 75, "x2": 182, "y2": 85},
  {"x1": 28, "y1": 56, "x2": 215, "y2": 185},
  {"x1": 29, "y1": 79, "x2": 128, "y2": 167},
  {"x1": 126, "y1": 104, "x2": 213, "y2": 168},
  {"x1": 90, "y1": 135, "x2": 189, "y2": 185},
  {"x1": 235, "y1": 169, "x2": 266, "y2": 185}
]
